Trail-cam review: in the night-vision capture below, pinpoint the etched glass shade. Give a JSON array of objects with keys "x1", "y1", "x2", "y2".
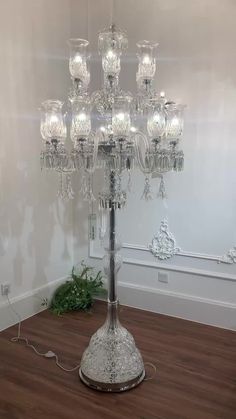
[
  {"x1": 102, "y1": 228, "x2": 122, "y2": 253},
  {"x1": 40, "y1": 100, "x2": 66, "y2": 143},
  {"x1": 70, "y1": 96, "x2": 91, "y2": 142},
  {"x1": 165, "y1": 103, "x2": 185, "y2": 141},
  {"x1": 112, "y1": 95, "x2": 132, "y2": 139},
  {"x1": 104, "y1": 49, "x2": 121, "y2": 75},
  {"x1": 98, "y1": 25, "x2": 128, "y2": 76},
  {"x1": 103, "y1": 253, "x2": 123, "y2": 277},
  {"x1": 147, "y1": 100, "x2": 166, "y2": 140},
  {"x1": 136, "y1": 40, "x2": 158, "y2": 83},
  {"x1": 68, "y1": 39, "x2": 90, "y2": 88}
]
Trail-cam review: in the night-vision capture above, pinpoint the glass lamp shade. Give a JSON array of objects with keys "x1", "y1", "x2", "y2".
[
  {"x1": 165, "y1": 103, "x2": 185, "y2": 141},
  {"x1": 102, "y1": 49, "x2": 121, "y2": 76},
  {"x1": 40, "y1": 100, "x2": 66, "y2": 143},
  {"x1": 70, "y1": 97, "x2": 91, "y2": 142},
  {"x1": 102, "y1": 228, "x2": 122, "y2": 253},
  {"x1": 68, "y1": 39, "x2": 90, "y2": 86},
  {"x1": 112, "y1": 95, "x2": 132, "y2": 139},
  {"x1": 147, "y1": 101, "x2": 166, "y2": 139},
  {"x1": 103, "y1": 253, "x2": 123, "y2": 278},
  {"x1": 136, "y1": 40, "x2": 158, "y2": 81},
  {"x1": 98, "y1": 25, "x2": 128, "y2": 76}
]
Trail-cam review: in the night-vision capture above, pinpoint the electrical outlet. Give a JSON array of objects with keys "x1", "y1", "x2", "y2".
[
  {"x1": 1, "y1": 283, "x2": 11, "y2": 296},
  {"x1": 158, "y1": 272, "x2": 169, "y2": 284}
]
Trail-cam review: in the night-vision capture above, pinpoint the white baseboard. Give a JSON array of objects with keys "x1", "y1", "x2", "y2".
[
  {"x1": 116, "y1": 281, "x2": 236, "y2": 331},
  {"x1": 1, "y1": 276, "x2": 235, "y2": 332},
  {"x1": 0, "y1": 276, "x2": 68, "y2": 332}
]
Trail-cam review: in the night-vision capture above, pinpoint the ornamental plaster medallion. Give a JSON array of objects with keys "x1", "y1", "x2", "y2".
[
  {"x1": 218, "y1": 247, "x2": 236, "y2": 264},
  {"x1": 149, "y1": 218, "x2": 180, "y2": 260}
]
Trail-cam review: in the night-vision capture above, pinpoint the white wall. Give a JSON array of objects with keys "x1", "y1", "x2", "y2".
[
  {"x1": 0, "y1": 0, "x2": 235, "y2": 330},
  {"x1": 73, "y1": 0, "x2": 236, "y2": 329},
  {"x1": 0, "y1": 0, "x2": 88, "y2": 330}
]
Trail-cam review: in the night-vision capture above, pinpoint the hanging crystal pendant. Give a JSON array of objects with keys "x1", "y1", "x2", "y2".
[
  {"x1": 141, "y1": 175, "x2": 153, "y2": 200},
  {"x1": 57, "y1": 172, "x2": 74, "y2": 201},
  {"x1": 127, "y1": 169, "x2": 132, "y2": 192},
  {"x1": 157, "y1": 175, "x2": 167, "y2": 199}
]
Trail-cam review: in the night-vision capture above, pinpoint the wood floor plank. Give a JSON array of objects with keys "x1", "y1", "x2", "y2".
[{"x1": 0, "y1": 301, "x2": 235, "y2": 419}]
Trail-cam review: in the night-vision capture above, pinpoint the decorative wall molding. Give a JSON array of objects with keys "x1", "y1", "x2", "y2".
[
  {"x1": 149, "y1": 218, "x2": 180, "y2": 260},
  {"x1": 218, "y1": 247, "x2": 236, "y2": 264},
  {"x1": 89, "y1": 240, "x2": 236, "y2": 282},
  {"x1": 1, "y1": 271, "x2": 235, "y2": 331},
  {"x1": 145, "y1": 218, "x2": 236, "y2": 265},
  {"x1": 115, "y1": 281, "x2": 236, "y2": 330},
  {"x1": 96, "y1": 277, "x2": 236, "y2": 330},
  {"x1": 95, "y1": 217, "x2": 236, "y2": 266}
]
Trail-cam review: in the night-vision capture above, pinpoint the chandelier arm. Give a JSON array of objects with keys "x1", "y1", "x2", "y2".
[{"x1": 133, "y1": 131, "x2": 154, "y2": 174}]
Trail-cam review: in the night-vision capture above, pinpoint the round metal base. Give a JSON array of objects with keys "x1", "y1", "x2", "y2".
[{"x1": 79, "y1": 368, "x2": 145, "y2": 392}]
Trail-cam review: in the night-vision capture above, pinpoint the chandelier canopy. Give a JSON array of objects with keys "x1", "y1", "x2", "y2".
[{"x1": 40, "y1": 24, "x2": 185, "y2": 204}]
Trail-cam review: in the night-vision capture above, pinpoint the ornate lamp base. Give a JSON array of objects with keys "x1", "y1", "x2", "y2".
[
  {"x1": 79, "y1": 304, "x2": 145, "y2": 392},
  {"x1": 79, "y1": 369, "x2": 145, "y2": 393}
]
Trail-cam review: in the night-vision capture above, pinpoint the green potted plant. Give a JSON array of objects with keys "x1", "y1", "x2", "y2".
[{"x1": 50, "y1": 263, "x2": 106, "y2": 315}]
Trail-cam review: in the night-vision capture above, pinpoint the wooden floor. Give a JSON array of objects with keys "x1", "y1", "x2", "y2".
[{"x1": 0, "y1": 301, "x2": 236, "y2": 419}]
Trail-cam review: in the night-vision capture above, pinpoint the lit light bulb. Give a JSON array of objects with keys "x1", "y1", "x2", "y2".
[
  {"x1": 160, "y1": 91, "x2": 165, "y2": 98},
  {"x1": 153, "y1": 114, "x2": 161, "y2": 123},
  {"x1": 107, "y1": 49, "x2": 116, "y2": 59},
  {"x1": 130, "y1": 126, "x2": 137, "y2": 133},
  {"x1": 102, "y1": 48, "x2": 120, "y2": 75},
  {"x1": 78, "y1": 112, "x2": 87, "y2": 121},
  {"x1": 50, "y1": 114, "x2": 59, "y2": 123},
  {"x1": 116, "y1": 113, "x2": 125, "y2": 121},
  {"x1": 171, "y1": 117, "x2": 179, "y2": 126},
  {"x1": 142, "y1": 54, "x2": 151, "y2": 64},
  {"x1": 74, "y1": 54, "x2": 83, "y2": 63}
]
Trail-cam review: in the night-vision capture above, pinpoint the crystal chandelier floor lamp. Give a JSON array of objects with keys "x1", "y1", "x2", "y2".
[{"x1": 39, "y1": 24, "x2": 185, "y2": 392}]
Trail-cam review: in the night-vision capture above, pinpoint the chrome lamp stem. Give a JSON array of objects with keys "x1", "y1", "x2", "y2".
[{"x1": 79, "y1": 170, "x2": 145, "y2": 392}]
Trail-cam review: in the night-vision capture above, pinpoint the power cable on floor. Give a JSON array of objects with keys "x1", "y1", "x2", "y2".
[{"x1": 6, "y1": 294, "x2": 157, "y2": 380}]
